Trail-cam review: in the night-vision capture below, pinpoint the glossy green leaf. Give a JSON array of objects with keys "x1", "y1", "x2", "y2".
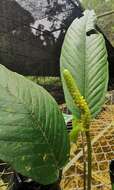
[
  {"x1": 0, "y1": 64, "x2": 69, "y2": 185},
  {"x1": 60, "y1": 10, "x2": 108, "y2": 118}
]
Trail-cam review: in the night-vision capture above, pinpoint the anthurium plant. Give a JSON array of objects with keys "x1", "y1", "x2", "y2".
[
  {"x1": 0, "y1": 64, "x2": 70, "y2": 185},
  {"x1": 0, "y1": 9, "x2": 109, "y2": 190},
  {"x1": 60, "y1": 10, "x2": 109, "y2": 190}
]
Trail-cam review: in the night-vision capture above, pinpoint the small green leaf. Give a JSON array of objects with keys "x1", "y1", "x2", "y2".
[
  {"x1": 63, "y1": 113, "x2": 72, "y2": 124},
  {"x1": 70, "y1": 124, "x2": 80, "y2": 143}
]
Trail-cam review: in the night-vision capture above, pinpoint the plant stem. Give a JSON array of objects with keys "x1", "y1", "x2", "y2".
[
  {"x1": 81, "y1": 132, "x2": 86, "y2": 190},
  {"x1": 97, "y1": 10, "x2": 114, "y2": 19},
  {"x1": 85, "y1": 130, "x2": 92, "y2": 190}
]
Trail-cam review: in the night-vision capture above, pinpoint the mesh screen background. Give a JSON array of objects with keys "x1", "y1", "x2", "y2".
[{"x1": 0, "y1": 0, "x2": 82, "y2": 76}]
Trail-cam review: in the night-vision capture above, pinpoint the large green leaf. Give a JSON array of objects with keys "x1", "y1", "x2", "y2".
[
  {"x1": 0, "y1": 65, "x2": 69, "y2": 185},
  {"x1": 60, "y1": 10, "x2": 108, "y2": 118}
]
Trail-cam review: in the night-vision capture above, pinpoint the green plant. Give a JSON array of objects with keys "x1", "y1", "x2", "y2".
[
  {"x1": 60, "y1": 10, "x2": 108, "y2": 190},
  {"x1": 0, "y1": 9, "x2": 109, "y2": 190},
  {"x1": 27, "y1": 76, "x2": 61, "y2": 86},
  {"x1": 0, "y1": 64, "x2": 70, "y2": 185}
]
